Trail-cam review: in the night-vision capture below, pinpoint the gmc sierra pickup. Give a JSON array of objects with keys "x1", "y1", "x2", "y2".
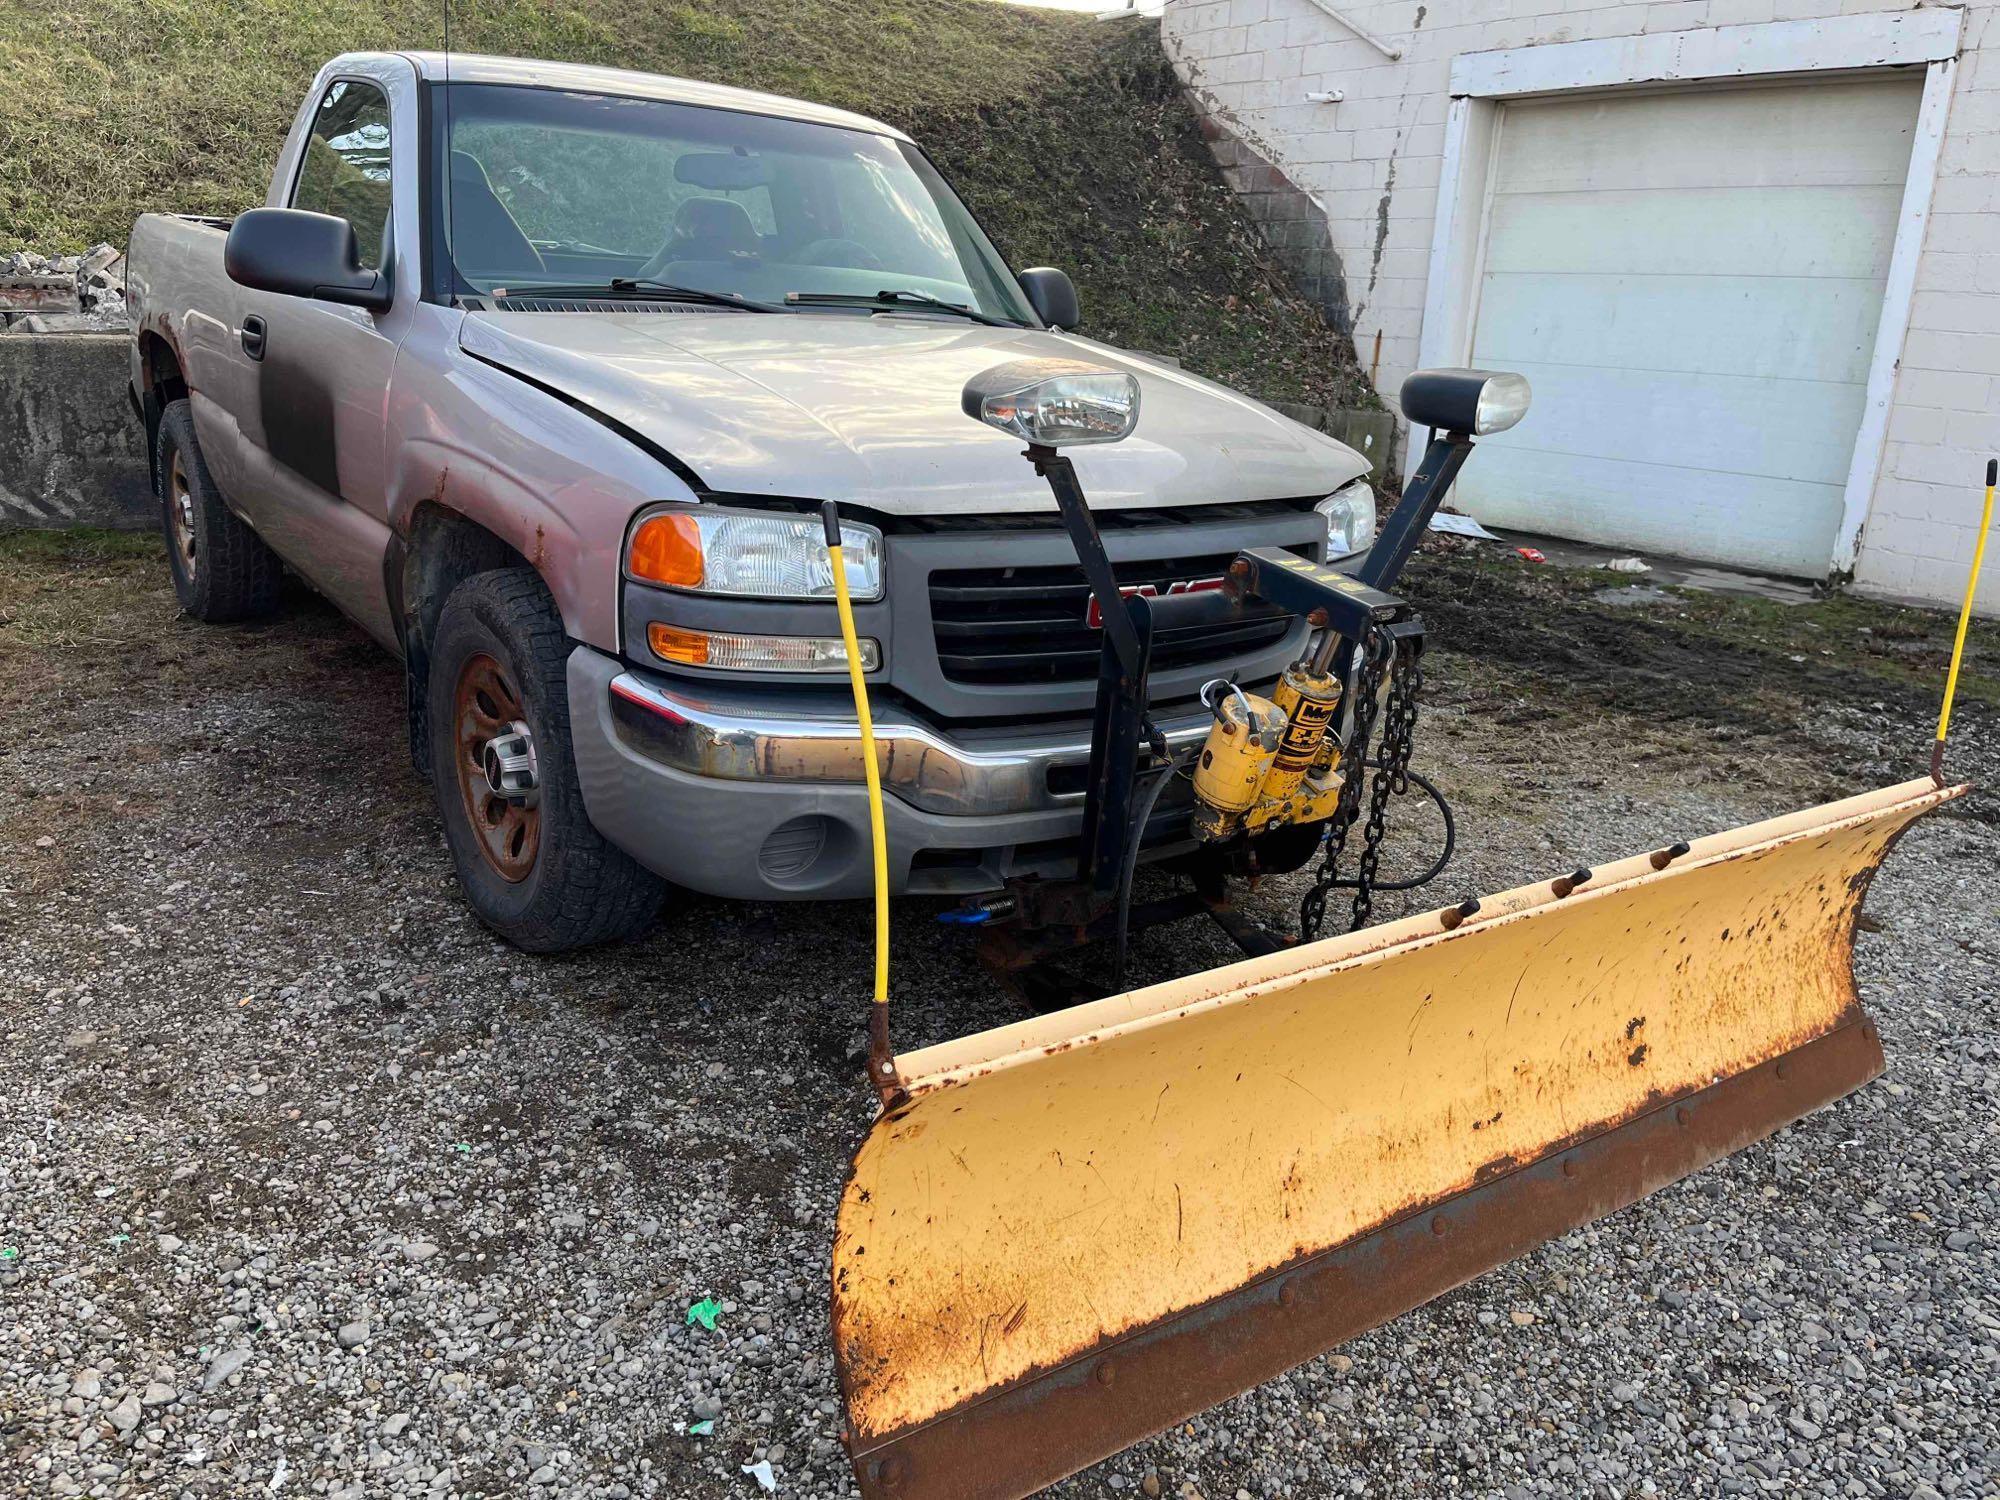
[{"x1": 127, "y1": 51, "x2": 1376, "y2": 951}]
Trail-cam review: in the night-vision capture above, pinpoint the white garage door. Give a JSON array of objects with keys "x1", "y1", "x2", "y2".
[{"x1": 1454, "y1": 76, "x2": 1922, "y2": 576}]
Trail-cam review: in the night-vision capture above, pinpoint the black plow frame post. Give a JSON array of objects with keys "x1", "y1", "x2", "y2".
[
  {"x1": 1081, "y1": 595, "x2": 1155, "y2": 902},
  {"x1": 1358, "y1": 430, "x2": 1476, "y2": 591},
  {"x1": 1026, "y1": 443, "x2": 1157, "y2": 901},
  {"x1": 1328, "y1": 429, "x2": 1476, "y2": 696}
]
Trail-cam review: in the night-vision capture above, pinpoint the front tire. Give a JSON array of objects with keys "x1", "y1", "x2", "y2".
[
  {"x1": 426, "y1": 567, "x2": 665, "y2": 951},
  {"x1": 155, "y1": 399, "x2": 283, "y2": 622}
]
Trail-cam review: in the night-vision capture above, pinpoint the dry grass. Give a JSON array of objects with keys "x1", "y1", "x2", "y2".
[
  {"x1": 0, "y1": 528, "x2": 160, "y2": 656},
  {"x1": 0, "y1": 0, "x2": 1087, "y2": 247}
]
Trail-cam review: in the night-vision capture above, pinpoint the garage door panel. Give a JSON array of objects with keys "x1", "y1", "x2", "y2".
[
  {"x1": 1459, "y1": 76, "x2": 1921, "y2": 575},
  {"x1": 1493, "y1": 79, "x2": 1923, "y2": 195},
  {"x1": 1474, "y1": 273, "x2": 1884, "y2": 385},
  {"x1": 1483, "y1": 185, "x2": 1906, "y2": 279},
  {"x1": 1473, "y1": 361, "x2": 1867, "y2": 488},
  {"x1": 1454, "y1": 446, "x2": 1842, "y2": 576}
]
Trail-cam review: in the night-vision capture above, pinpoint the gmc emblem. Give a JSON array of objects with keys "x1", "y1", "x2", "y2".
[{"x1": 1085, "y1": 576, "x2": 1226, "y2": 627}]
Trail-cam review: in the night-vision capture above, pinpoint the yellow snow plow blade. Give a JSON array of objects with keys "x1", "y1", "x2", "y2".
[{"x1": 833, "y1": 778, "x2": 1963, "y2": 1498}]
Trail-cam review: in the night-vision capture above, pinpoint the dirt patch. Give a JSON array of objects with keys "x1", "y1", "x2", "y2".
[{"x1": 1401, "y1": 546, "x2": 1999, "y2": 822}]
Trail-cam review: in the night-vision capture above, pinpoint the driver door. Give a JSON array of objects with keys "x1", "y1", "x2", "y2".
[{"x1": 225, "y1": 61, "x2": 419, "y2": 646}]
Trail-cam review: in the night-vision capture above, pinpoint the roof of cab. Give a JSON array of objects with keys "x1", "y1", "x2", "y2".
[{"x1": 386, "y1": 52, "x2": 910, "y2": 142}]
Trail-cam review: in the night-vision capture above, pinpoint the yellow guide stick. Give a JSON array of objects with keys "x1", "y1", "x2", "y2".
[
  {"x1": 822, "y1": 503, "x2": 890, "y2": 1007},
  {"x1": 1933, "y1": 457, "x2": 1997, "y2": 782}
]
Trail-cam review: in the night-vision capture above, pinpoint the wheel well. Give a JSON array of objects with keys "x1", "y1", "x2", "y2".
[
  {"x1": 397, "y1": 503, "x2": 535, "y2": 779},
  {"x1": 137, "y1": 333, "x2": 188, "y2": 493}
]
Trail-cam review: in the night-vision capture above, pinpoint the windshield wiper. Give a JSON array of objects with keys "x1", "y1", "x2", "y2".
[
  {"x1": 484, "y1": 279, "x2": 783, "y2": 313},
  {"x1": 785, "y1": 288, "x2": 1014, "y2": 327}
]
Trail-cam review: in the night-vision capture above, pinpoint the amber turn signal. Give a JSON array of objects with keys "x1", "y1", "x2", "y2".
[
  {"x1": 647, "y1": 622, "x2": 711, "y2": 666},
  {"x1": 628, "y1": 512, "x2": 703, "y2": 588}
]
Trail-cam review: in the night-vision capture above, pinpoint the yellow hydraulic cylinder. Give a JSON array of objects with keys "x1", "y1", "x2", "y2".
[
  {"x1": 1260, "y1": 662, "x2": 1342, "y2": 804},
  {"x1": 1190, "y1": 689, "x2": 1282, "y2": 841}
]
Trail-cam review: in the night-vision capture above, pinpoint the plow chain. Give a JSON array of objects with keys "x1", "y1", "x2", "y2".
[{"x1": 1299, "y1": 627, "x2": 1423, "y2": 940}]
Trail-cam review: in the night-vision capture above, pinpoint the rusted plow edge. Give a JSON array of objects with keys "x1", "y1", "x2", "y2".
[{"x1": 847, "y1": 1018, "x2": 1884, "y2": 1500}]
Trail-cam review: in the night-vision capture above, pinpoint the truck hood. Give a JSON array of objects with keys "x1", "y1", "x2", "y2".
[{"x1": 458, "y1": 310, "x2": 1368, "y2": 515}]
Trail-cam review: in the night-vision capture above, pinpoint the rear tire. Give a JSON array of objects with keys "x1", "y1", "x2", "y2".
[
  {"x1": 426, "y1": 567, "x2": 666, "y2": 951},
  {"x1": 156, "y1": 399, "x2": 283, "y2": 622}
]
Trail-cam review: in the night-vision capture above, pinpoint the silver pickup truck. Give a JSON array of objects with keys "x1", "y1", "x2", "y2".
[{"x1": 127, "y1": 51, "x2": 1375, "y2": 951}]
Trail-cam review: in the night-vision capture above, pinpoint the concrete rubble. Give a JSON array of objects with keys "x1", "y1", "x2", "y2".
[{"x1": 1, "y1": 245, "x2": 129, "y2": 332}]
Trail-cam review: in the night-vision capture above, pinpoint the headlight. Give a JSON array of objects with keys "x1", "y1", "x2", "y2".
[
  {"x1": 626, "y1": 505, "x2": 883, "y2": 601},
  {"x1": 1315, "y1": 479, "x2": 1377, "y2": 560}
]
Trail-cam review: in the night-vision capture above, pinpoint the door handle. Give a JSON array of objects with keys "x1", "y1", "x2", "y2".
[{"x1": 240, "y1": 315, "x2": 267, "y2": 362}]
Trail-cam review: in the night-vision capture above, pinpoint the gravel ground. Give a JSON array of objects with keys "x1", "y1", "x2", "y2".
[{"x1": 1, "y1": 538, "x2": 1994, "y2": 1500}]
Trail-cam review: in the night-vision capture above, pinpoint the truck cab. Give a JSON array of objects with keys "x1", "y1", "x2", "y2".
[{"x1": 127, "y1": 51, "x2": 1374, "y2": 950}]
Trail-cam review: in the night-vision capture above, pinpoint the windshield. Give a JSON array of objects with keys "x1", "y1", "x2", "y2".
[{"x1": 434, "y1": 83, "x2": 1034, "y2": 323}]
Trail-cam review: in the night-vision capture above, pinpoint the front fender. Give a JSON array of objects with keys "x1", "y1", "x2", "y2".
[{"x1": 383, "y1": 336, "x2": 701, "y2": 652}]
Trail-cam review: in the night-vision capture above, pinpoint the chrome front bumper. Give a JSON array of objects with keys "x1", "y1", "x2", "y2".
[{"x1": 605, "y1": 669, "x2": 1213, "y2": 817}]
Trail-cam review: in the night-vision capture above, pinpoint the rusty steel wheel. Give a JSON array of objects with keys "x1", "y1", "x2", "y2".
[
  {"x1": 453, "y1": 653, "x2": 541, "y2": 883},
  {"x1": 154, "y1": 398, "x2": 282, "y2": 622},
  {"x1": 167, "y1": 447, "x2": 198, "y2": 576},
  {"x1": 427, "y1": 568, "x2": 664, "y2": 951}
]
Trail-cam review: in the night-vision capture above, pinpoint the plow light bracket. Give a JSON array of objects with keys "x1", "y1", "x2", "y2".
[
  {"x1": 1400, "y1": 368, "x2": 1532, "y2": 436},
  {"x1": 962, "y1": 358, "x2": 1140, "y2": 447}
]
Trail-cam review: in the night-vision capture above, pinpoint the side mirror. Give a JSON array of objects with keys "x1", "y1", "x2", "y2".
[
  {"x1": 224, "y1": 207, "x2": 392, "y2": 312},
  {"x1": 1017, "y1": 267, "x2": 1080, "y2": 331},
  {"x1": 1398, "y1": 368, "x2": 1531, "y2": 436}
]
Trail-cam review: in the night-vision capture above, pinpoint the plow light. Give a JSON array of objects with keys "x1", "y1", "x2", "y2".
[
  {"x1": 962, "y1": 358, "x2": 1140, "y2": 446},
  {"x1": 1400, "y1": 368, "x2": 1532, "y2": 436}
]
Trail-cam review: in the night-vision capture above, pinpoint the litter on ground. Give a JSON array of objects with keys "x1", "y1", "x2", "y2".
[
  {"x1": 686, "y1": 1297, "x2": 723, "y2": 1331},
  {"x1": 1428, "y1": 511, "x2": 1501, "y2": 541}
]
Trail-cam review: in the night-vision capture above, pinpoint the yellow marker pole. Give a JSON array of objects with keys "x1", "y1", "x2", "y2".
[
  {"x1": 822, "y1": 502, "x2": 899, "y2": 1102},
  {"x1": 1933, "y1": 458, "x2": 1996, "y2": 784}
]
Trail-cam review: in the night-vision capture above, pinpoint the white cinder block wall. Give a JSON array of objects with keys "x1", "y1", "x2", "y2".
[{"x1": 1164, "y1": 0, "x2": 2000, "y2": 614}]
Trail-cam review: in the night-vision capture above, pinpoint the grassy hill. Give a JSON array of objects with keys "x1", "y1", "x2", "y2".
[{"x1": 0, "y1": 0, "x2": 1373, "y2": 408}]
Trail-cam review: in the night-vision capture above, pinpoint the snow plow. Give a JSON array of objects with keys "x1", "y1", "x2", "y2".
[{"x1": 821, "y1": 366, "x2": 1979, "y2": 1499}]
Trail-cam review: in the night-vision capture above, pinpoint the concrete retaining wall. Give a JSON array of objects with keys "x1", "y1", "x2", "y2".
[{"x1": 0, "y1": 334, "x2": 151, "y2": 530}]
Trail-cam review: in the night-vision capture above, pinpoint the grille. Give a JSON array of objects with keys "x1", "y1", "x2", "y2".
[{"x1": 928, "y1": 548, "x2": 1302, "y2": 685}]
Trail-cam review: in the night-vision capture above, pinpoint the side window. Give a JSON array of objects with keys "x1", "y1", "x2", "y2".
[{"x1": 292, "y1": 81, "x2": 393, "y2": 270}]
